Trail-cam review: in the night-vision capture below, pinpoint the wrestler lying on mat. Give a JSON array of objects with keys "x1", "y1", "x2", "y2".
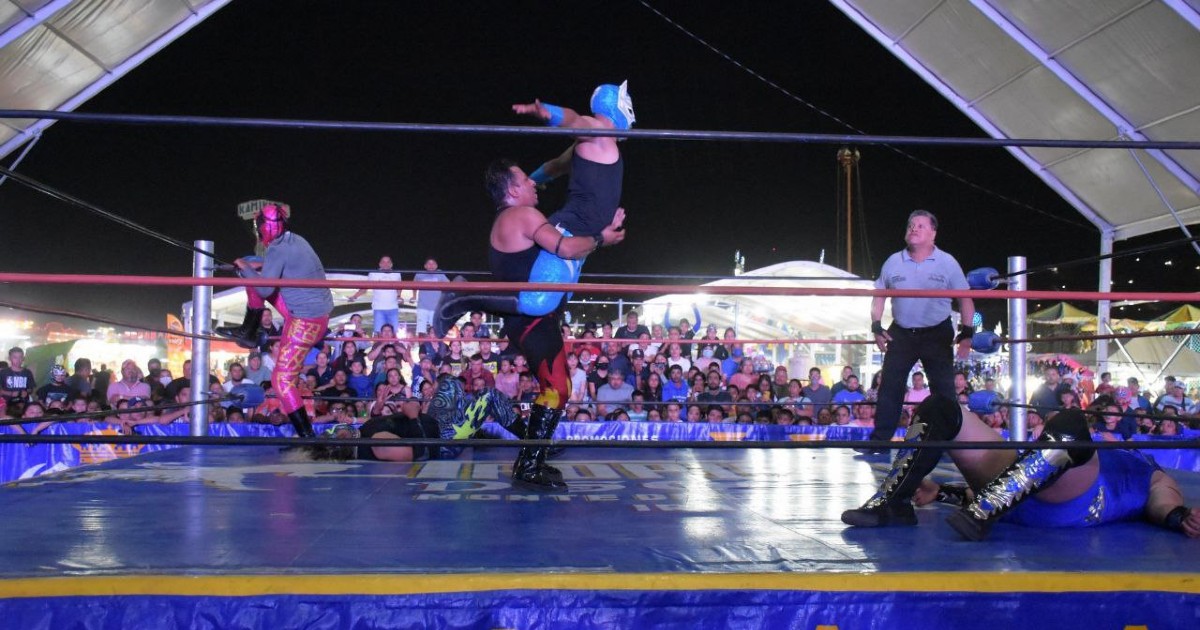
[
  {"x1": 309, "y1": 375, "x2": 518, "y2": 464},
  {"x1": 841, "y1": 395, "x2": 1199, "y2": 541}
]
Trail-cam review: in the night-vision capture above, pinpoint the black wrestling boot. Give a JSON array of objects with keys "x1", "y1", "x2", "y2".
[
  {"x1": 841, "y1": 396, "x2": 963, "y2": 528},
  {"x1": 947, "y1": 410, "x2": 1094, "y2": 542},
  {"x1": 215, "y1": 307, "x2": 265, "y2": 350},
  {"x1": 288, "y1": 408, "x2": 316, "y2": 439},
  {"x1": 279, "y1": 408, "x2": 317, "y2": 453},
  {"x1": 508, "y1": 415, "x2": 563, "y2": 484},
  {"x1": 512, "y1": 404, "x2": 567, "y2": 493},
  {"x1": 432, "y1": 293, "x2": 520, "y2": 338}
]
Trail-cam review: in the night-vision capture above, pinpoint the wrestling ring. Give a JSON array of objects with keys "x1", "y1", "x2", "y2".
[{"x1": 0, "y1": 109, "x2": 1197, "y2": 629}]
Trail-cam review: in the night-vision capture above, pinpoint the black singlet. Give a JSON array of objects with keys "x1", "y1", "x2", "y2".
[
  {"x1": 488, "y1": 243, "x2": 541, "y2": 283},
  {"x1": 546, "y1": 153, "x2": 623, "y2": 237}
]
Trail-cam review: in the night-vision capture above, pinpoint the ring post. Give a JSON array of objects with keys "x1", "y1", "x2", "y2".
[
  {"x1": 1096, "y1": 231, "x2": 1113, "y2": 374},
  {"x1": 1007, "y1": 256, "x2": 1027, "y2": 442},
  {"x1": 190, "y1": 240, "x2": 214, "y2": 436}
]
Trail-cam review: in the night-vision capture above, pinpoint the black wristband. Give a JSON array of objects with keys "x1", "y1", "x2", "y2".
[
  {"x1": 955, "y1": 324, "x2": 975, "y2": 343},
  {"x1": 871, "y1": 320, "x2": 884, "y2": 335},
  {"x1": 935, "y1": 482, "x2": 971, "y2": 507},
  {"x1": 1164, "y1": 505, "x2": 1191, "y2": 533},
  {"x1": 593, "y1": 233, "x2": 605, "y2": 248}
]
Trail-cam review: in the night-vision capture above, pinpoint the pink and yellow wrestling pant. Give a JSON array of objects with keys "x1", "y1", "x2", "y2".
[{"x1": 246, "y1": 289, "x2": 327, "y2": 415}]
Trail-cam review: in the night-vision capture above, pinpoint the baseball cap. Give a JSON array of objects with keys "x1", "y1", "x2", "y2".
[
  {"x1": 630, "y1": 349, "x2": 644, "y2": 359},
  {"x1": 128, "y1": 397, "x2": 149, "y2": 407}
]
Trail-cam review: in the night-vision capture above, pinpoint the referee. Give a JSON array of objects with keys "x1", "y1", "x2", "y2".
[{"x1": 865, "y1": 210, "x2": 974, "y2": 453}]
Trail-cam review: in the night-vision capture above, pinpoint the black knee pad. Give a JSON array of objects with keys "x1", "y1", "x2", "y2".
[
  {"x1": 912, "y1": 395, "x2": 963, "y2": 441},
  {"x1": 1041, "y1": 409, "x2": 1094, "y2": 466}
]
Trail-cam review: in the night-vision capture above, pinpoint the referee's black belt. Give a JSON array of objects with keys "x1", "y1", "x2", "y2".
[{"x1": 892, "y1": 318, "x2": 951, "y2": 335}]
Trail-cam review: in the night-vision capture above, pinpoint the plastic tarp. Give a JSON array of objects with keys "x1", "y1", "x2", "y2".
[
  {"x1": 0, "y1": 0, "x2": 230, "y2": 158},
  {"x1": 1, "y1": 590, "x2": 1197, "y2": 629},
  {"x1": 1104, "y1": 334, "x2": 1200, "y2": 376},
  {"x1": 1028, "y1": 302, "x2": 1096, "y2": 325},
  {"x1": 831, "y1": 0, "x2": 1200, "y2": 240}
]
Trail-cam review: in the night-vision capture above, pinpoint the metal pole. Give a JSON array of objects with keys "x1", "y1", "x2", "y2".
[
  {"x1": 1149, "y1": 335, "x2": 1191, "y2": 384},
  {"x1": 1105, "y1": 321, "x2": 1150, "y2": 384},
  {"x1": 1096, "y1": 231, "x2": 1113, "y2": 374},
  {"x1": 617, "y1": 298, "x2": 624, "y2": 322},
  {"x1": 1007, "y1": 256, "x2": 1027, "y2": 442},
  {"x1": 190, "y1": 240, "x2": 213, "y2": 437}
]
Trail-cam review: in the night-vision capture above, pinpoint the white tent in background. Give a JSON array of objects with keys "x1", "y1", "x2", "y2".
[
  {"x1": 639, "y1": 260, "x2": 883, "y2": 340},
  {"x1": 1104, "y1": 332, "x2": 1200, "y2": 380},
  {"x1": 637, "y1": 260, "x2": 894, "y2": 374}
]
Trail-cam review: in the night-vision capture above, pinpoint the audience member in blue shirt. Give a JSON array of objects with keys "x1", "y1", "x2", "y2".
[{"x1": 662, "y1": 365, "x2": 691, "y2": 402}]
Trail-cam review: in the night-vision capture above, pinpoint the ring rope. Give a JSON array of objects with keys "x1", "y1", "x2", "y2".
[
  {"x1": 0, "y1": 299, "x2": 225, "y2": 343},
  {"x1": 302, "y1": 395, "x2": 1193, "y2": 423},
  {"x1": 0, "y1": 395, "x2": 237, "y2": 427},
  {"x1": 3, "y1": 109, "x2": 1198, "y2": 150},
  {"x1": 316, "y1": 266, "x2": 878, "y2": 283},
  {"x1": 997, "y1": 234, "x2": 1200, "y2": 280},
  {"x1": 1, "y1": 433, "x2": 1195, "y2": 451},
  {"x1": 10, "y1": 294, "x2": 1188, "y2": 360},
  {"x1": 302, "y1": 330, "x2": 1195, "y2": 345},
  {"x1": 1004, "y1": 328, "x2": 1196, "y2": 344},
  {"x1": 0, "y1": 165, "x2": 235, "y2": 266},
  {"x1": 0, "y1": 272, "x2": 1196, "y2": 302},
  {"x1": 633, "y1": 0, "x2": 1092, "y2": 231},
  {"x1": 312, "y1": 233, "x2": 1200, "y2": 284}
]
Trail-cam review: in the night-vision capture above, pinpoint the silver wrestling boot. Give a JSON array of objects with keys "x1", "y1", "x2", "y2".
[{"x1": 947, "y1": 409, "x2": 1094, "y2": 541}]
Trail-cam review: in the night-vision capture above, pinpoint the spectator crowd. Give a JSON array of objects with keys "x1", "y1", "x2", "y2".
[{"x1": 2, "y1": 306, "x2": 1197, "y2": 440}]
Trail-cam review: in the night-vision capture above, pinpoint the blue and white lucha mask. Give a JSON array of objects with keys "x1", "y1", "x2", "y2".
[{"x1": 590, "y1": 80, "x2": 635, "y2": 130}]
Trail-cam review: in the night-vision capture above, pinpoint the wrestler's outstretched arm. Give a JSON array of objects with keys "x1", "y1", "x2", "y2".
[
  {"x1": 513, "y1": 99, "x2": 586, "y2": 128},
  {"x1": 1146, "y1": 471, "x2": 1200, "y2": 538},
  {"x1": 512, "y1": 101, "x2": 586, "y2": 185},
  {"x1": 513, "y1": 99, "x2": 619, "y2": 166}
]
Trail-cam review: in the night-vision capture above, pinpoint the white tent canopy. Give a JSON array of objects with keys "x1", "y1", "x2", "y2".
[
  {"x1": 831, "y1": 0, "x2": 1200, "y2": 241},
  {"x1": 2, "y1": 1, "x2": 1197, "y2": 242},
  {"x1": 1104, "y1": 334, "x2": 1200, "y2": 379},
  {"x1": 0, "y1": 0, "x2": 229, "y2": 158},
  {"x1": 639, "y1": 260, "x2": 887, "y2": 341}
]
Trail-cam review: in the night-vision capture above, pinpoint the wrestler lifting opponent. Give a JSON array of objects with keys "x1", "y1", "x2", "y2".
[
  {"x1": 433, "y1": 80, "x2": 634, "y2": 329},
  {"x1": 841, "y1": 395, "x2": 1199, "y2": 540},
  {"x1": 429, "y1": 83, "x2": 632, "y2": 491},
  {"x1": 214, "y1": 204, "x2": 333, "y2": 441},
  {"x1": 480, "y1": 161, "x2": 625, "y2": 492}
]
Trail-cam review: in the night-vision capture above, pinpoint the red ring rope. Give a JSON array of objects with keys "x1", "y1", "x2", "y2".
[{"x1": 0, "y1": 272, "x2": 1195, "y2": 302}]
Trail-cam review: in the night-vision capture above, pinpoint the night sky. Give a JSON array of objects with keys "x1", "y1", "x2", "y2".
[{"x1": 2, "y1": 1, "x2": 1194, "y2": 331}]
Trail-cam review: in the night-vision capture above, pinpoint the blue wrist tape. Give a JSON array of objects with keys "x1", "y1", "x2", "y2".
[
  {"x1": 530, "y1": 165, "x2": 555, "y2": 185},
  {"x1": 543, "y1": 103, "x2": 565, "y2": 127}
]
